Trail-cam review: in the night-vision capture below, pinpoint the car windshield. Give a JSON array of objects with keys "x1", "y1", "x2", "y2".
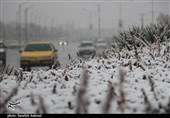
[
  {"x1": 80, "y1": 43, "x2": 93, "y2": 47},
  {"x1": 24, "y1": 44, "x2": 52, "y2": 51}
]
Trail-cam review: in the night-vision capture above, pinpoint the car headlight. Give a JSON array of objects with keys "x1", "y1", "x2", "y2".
[{"x1": 0, "y1": 49, "x2": 5, "y2": 52}]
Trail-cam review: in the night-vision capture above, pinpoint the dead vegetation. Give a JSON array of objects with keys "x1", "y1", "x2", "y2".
[
  {"x1": 0, "y1": 28, "x2": 170, "y2": 114},
  {"x1": 75, "y1": 65, "x2": 89, "y2": 114},
  {"x1": 0, "y1": 46, "x2": 170, "y2": 114}
]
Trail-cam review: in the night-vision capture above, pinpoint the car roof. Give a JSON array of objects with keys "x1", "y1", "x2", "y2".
[
  {"x1": 80, "y1": 40, "x2": 94, "y2": 43},
  {"x1": 28, "y1": 41, "x2": 51, "y2": 45}
]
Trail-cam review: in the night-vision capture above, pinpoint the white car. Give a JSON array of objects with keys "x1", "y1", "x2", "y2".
[{"x1": 95, "y1": 39, "x2": 107, "y2": 56}]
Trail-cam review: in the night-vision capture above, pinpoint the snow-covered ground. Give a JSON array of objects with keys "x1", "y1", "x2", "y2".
[{"x1": 0, "y1": 44, "x2": 170, "y2": 114}]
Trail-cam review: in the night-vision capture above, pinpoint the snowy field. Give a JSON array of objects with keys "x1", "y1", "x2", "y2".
[{"x1": 0, "y1": 43, "x2": 170, "y2": 114}]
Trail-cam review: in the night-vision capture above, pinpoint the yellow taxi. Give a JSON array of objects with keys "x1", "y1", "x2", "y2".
[{"x1": 20, "y1": 41, "x2": 59, "y2": 69}]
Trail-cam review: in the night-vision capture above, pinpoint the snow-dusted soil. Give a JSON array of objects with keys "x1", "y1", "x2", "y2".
[{"x1": 0, "y1": 44, "x2": 170, "y2": 114}]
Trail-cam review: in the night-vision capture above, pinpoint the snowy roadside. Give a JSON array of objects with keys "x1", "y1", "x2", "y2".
[{"x1": 0, "y1": 44, "x2": 170, "y2": 114}]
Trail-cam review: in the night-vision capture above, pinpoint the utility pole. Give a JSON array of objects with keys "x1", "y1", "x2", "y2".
[
  {"x1": 1, "y1": 0, "x2": 6, "y2": 43},
  {"x1": 118, "y1": 1, "x2": 123, "y2": 32},
  {"x1": 18, "y1": 4, "x2": 22, "y2": 47},
  {"x1": 38, "y1": 15, "x2": 41, "y2": 40},
  {"x1": 82, "y1": 8, "x2": 93, "y2": 39},
  {"x1": 97, "y1": 5, "x2": 101, "y2": 39},
  {"x1": 151, "y1": 0, "x2": 154, "y2": 24},
  {"x1": 18, "y1": 2, "x2": 27, "y2": 47},
  {"x1": 89, "y1": 12, "x2": 93, "y2": 39},
  {"x1": 29, "y1": 9, "x2": 41, "y2": 40},
  {"x1": 24, "y1": 8, "x2": 28, "y2": 44},
  {"x1": 141, "y1": 13, "x2": 144, "y2": 29}
]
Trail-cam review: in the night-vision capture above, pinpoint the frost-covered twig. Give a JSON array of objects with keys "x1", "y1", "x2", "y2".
[
  {"x1": 52, "y1": 84, "x2": 57, "y2": 94},
  {"x1": 148, "y1": 76, "x2": 158, "y2": 101},
  {"x1": 117, "y1": 67, "x2": 127, "y2": 113},
  {"x1": 0, "y1": 85, "x2": 18, "y2": 113},
  {"x1": 141, "y1": 89, "x2": 152, "y2": 113},
  {"x1": 75, "y1": 65, "x2": 89, "y2": 114},
  {"x1": 36, "y1": 96, "x2": 47, "y2": 114},
  {"x1": 102, "y1": 81, "x2": 115, "y2": 113}
]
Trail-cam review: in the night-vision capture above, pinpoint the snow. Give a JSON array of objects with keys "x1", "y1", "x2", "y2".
[{"x1": 0, "y1": 44, "x2": 170, "y2": 114}]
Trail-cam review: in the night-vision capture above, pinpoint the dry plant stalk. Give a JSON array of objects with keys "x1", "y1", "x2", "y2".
[
  {"x1": 75, "y1": 65, "x2": 89, "y2": 114},
  {"x1": 36, "y1": 96, "x2": 47, "y2": 114},
  {"x1": 52, "y1": 84, "x2": 57, "y2": 94},
  {"x1": 117, "y1": 67, "x2": 127, "y2": 113},
  {"x1": 129, "y1": 60, "x2": 132, "y2": 71},
  {"x1": 68, "y1": 101, "x2": 74, "y2": 110},
  {"x1": 134, "y1": 45, "x2": 140, "y2": 61},
  {"x1": 102, "y1": 81, "x2": 115, "y2": 113},
  {"x1": 148, "y1": 76, "x2": 158, "y2": 101},
  {"x1": 149, "y1": 52, "x2": 155, "y2": 60},
  {"x1": 141, "y1": 89, "x2": 152, "y2": 113},
  {"x1": 4, "y1": 65, "x2": 10, "y2": 75},
  {"x1": 119, "y1": 67, "x2": 126, "y2": 84},
  {"x1": 30, "y1": 93, "x2": 36, "y2": 106},
  {"x1": 164, "y1": 97, "x2": 170, "y2": 113},
  {"x1": 0, "y1": 65, "x2": 5, "y2": 74}
]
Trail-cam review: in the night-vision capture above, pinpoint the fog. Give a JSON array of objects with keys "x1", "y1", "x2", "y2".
[{"x1": 1, "y1": 0, "x2": 170, "y2": 31}]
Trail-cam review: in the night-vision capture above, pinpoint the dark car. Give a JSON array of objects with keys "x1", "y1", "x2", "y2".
[
  {"x1": 77, "y1": 40, "x2": 96, "y2": 59},
  {"x1": 0, "y1": 41, "x2": 7, "y2": 65},
  {"x1": 0, "y1": 41, "x2": 6, "y2": 65}
]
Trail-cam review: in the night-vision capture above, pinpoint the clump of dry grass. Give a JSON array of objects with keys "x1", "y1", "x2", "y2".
[
  {"x1": 148, "y1": 76, "x2": 158, "y2": 101},
  {"x1": 141, "y1": 88, "x2": 153, "y2": 113},
  {"x1": 52, "y1": 84, "x2": 57, "y2": 94},
  {"x1": 134, "y1": 45, "x2": 140, "y2": 61},
  {"x1": 75, "y1": 65, "x2": 89, "y2": 114},
  {"x1": 0, "y1": 65, "x2": 5, "y2": 74},
  {"x1": 133, "y1": 61, "x2": 146, "y2": 71},
  {"x1": 0, "y1": 85, "x2": 18, "y2": 113},
  {"x1": 0, "y1": 65, "x2": 15, "y2": 76},
  {"x1": 102, "y1": 81, "x2": 115, "y2": 113},
  {"x1": 72, "y1": 85, "x2": 77, "y2": 96},
  {"x1": 68, "y1": 101, "x2": 74, "y2": 110},
  {"x1": 163, "y1": 97, "x2": 170, "y2": 113},
  {"x1": 0, "y1": 65, "x2": 16, "y2": 83},
  {"x1": 117, "y1": 67, "x2": 127, "y2": 113},
  {"x1": 35, "y1": 96, "x2": 47, "y2": 114},
  {"x1": 13, "y1": 68, "x2": 24, "y2": 84},
  {"x1": 129, "y1": 60, "x2": 132, "y2": 71},
  {"x1": 30, "y1": 93, "x2": 36, "y2": 106}
]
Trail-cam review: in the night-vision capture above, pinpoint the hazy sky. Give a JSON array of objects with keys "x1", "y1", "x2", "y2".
[{"x1": 0, "y1": 0, "x2": 170, "y2": 30}]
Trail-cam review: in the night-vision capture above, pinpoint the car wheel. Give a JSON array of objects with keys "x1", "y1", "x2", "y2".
[
  {"x1": 49, "y1": 64, "x2": 52, "y2": 69},
  {"x1": 49, "y1": 58, "x2": 55, "y2": 69},
  {"x1": 21, "y1": 65, "x2": 31, "y2": 71},
  {"x1": 91, "y1": 52, "x2": 96, "y2": 59},
  {"x1": 52, "y1": 60, "x2": 60, "y2": 69},
  {"x1": 21, "y1": 65, "x2": 26, "y2": 71},
  {"x1": 27, "y1": 66, "x2": 31, "y2": 71}
]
